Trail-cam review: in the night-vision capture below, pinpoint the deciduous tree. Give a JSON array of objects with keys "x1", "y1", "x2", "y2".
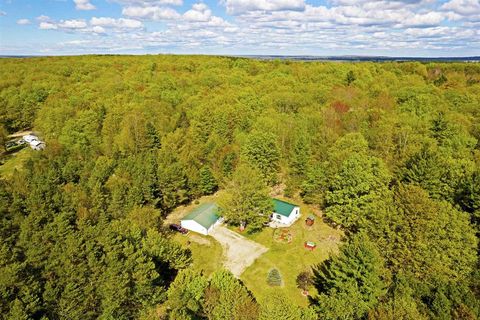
[{"x1": 219, "y1": 164, "x2": 272, "y2": 231}]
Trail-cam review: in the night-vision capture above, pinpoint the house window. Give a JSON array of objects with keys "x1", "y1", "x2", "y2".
[{"x1": 276, "y1": 214, "x2": 282, "y2": 220}]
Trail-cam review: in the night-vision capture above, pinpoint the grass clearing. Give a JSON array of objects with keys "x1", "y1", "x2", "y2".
[
  {"x1": 239, "y1": 201, "x2": 343, "y2": 307},
  {"x1": 0, "y1": 148, "x2": 31, "y2": 178},
  {"x1": 167, "y1": 194, "x2": 343, "y2": 306},
  {"x1": 173, "y1": 232, "x2": 224, "y2": 276}
]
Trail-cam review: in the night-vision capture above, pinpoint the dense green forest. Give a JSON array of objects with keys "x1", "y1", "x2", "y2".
[{"x1": 0, "y1": 56, "x2": 479, "y2": 319}]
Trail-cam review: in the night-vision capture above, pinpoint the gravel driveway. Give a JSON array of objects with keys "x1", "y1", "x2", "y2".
[{"x1": 209, "y1": 226, "x2": 268, "y2": 277}]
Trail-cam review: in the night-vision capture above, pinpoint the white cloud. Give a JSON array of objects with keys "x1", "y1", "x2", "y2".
[
  {"x1": 92, "y1": 26, "x2": 106, "y2": 33},
  {"x1": 401, "y1": 11, "x2": 444, "y2": 27},
  {"x1": 39, "y1": 22, "x2": 58, "y2": 30},
  {"x1": 441, "y1": 0, "x2": 480, "y2": 16},
  {"x1": 223, "y1": 0, "x2": 306, "y2": 15},
  {"x1": 59, "y1": 19, "x2": 88, "y2": 29},
  {"x1": 111, "y1": 0, "x2": 183, "y2": 6},
  {"x1": 331, "y1": 0, "x2": 425, "y2": 5},
  {"x1": 74, "y1": 0, "x2": 96, "y2": 10},
  {"x1": 39, "y1": 19, "x2": 87, "y2": 30},
  {"x1": 17, "y1": 19, "x2": 31, "y2": 25},
  {"x1": 36, "y1": 16, "x2": 142, "y2": 34},
  {"x1": 0, "y1": 10, "x2": 6, "y2": 16},
  {"x1": 183, "y1": 3, "x2": 212, "y2": 21},
  {"x1": 122, "y1": 6, "x2": 180, "y2": 20},
  {"x1": 405, "y1": 26, "x2": 450, "y2": 37},
  {"x1": 90, "y1": 17, "x2": 143, "y2": 28},
  {"x1": 24, "y1": 0, "x2": 479, "y2": 56},
  {"x1": 36, "y1": 15, "x2": 51, "y2": 22}
]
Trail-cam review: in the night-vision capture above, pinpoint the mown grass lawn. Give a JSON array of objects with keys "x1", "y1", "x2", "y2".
[
  {"x1": 0, "y1": 148, "x2": 31, "y2": 178},
  {"x1": 239, "y1": 201, "x2": 343, "y2": 307},
  {"x1": 173, "y1": 232, "x2": 224, "y2": 276}
]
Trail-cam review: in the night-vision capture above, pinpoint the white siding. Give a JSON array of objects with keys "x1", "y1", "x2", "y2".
[
  {"x1": 181, "y1": 220, "x2": 208, "y2": 235},
  {"x1": 271, "y1": 206, "x2": 300, "y2": 226}
]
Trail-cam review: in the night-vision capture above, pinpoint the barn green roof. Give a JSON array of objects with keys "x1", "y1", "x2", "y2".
[
  {"x1": 182, "y1": 203, "x2": 220, "y2": 229},
  {"x1": 273, "y1": 198, "x2": 298, "y2": 217}
]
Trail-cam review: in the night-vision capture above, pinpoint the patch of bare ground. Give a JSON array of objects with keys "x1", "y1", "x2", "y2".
[{"x1": 209, "y1": 226, "x2": 268, "y2": 277}]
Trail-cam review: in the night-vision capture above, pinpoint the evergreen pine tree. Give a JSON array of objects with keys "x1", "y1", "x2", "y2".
[
  {"x1": 199, "y1": 166, "x2": 217, "y2": 195},
  {"x1": 312, "y1": 233, "x2": 386, "y2": 319},
  {"x1": 267, "y1": 268, "x2": 282, "y2": 287}
]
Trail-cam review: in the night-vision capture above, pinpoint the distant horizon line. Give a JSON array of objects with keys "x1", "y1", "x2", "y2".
[{"x1": 1, "y1": 53, "x2": 479, "y2": 62}]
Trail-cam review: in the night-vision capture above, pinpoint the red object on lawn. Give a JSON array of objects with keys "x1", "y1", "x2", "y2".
[
  {"x1": 306, "y1": 215, "x2": 315, "y2": 226},
  {"x1": 304, "y1": 241, "x2": 316, "y2": 250}
]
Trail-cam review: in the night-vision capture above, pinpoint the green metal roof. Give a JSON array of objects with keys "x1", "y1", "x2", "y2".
[
  {"x1": 272, "y1": 198, "x2": 298, "y2": 217},
  {"x1": 182, "y1": 203, "x2": 220, "y2": 229}
]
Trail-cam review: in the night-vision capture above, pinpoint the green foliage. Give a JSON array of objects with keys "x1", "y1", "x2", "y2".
[
  {"x1": 0, "y1": 124, "x2": 7, "y2": 153},
  {"x1": 401, "y1": 145, "x2": 445, "y2": 195},
  {"x1": 430, "y1": 112, "x2": 454, "y2": 145},
  {"x1": 388, "y1": 184, "x2": 477, "y2": 284},
  {"x1": 346, "y1": 70, "x2": 356, "y2": 85},
  {"x1": 0, "y1": 57, "x2": 479, "y2": 319},
  {"x1": 0, "y1": 158, "x2": 191, "y2": 319},
  {"x1": 296, "y1": 271, "x2": 313, "y2": 291},
  {"x1": 198, "y1": 166, "x2": 217, "y2": 195},
  {"x1": 163, "y1": 269, "x2": 262, "y2": 320},
  {"x1": 259, "y1": 292, "x2": 316, "y2": 320},
  {"x1": 219, "y1": 164, "x2": 272, "y2": 231},
  {"x1": 166, "y1": 269, "x2": 208, "y2": 319},
  {"x1": 328, "y1": 132, "x2": 369, "y2": 166},
  {"x1": 325, "y1": 153, "x2": 392, "y2": 230},
  {"x1": 204, "y1": 270, "x2": 259, "y2": 320},
  {"x1": 434, "y1": 74, "x2": 448, "y2": 87},
  {"x1": 301, "y1": 164, "x2": 328, "y2": 205},
  {"x1": 266, "y1": 268, "x2": 282, "y2": 287},
  {"x1": 126, "y1": 206, "x2": 163, "y2": 231},
  {"x1": 241, "y1": 131, "x2": 280, "y2": 185},
  {"x1": 369, "y1": 274, "x2": 428, "y2": 320},
  {"x1": 290, "y1": 133, "x2": 311, "y2": 177},
  {"x1": 457, "y1": 169, "x2": 480, "y2": 228},
  {"x1": 312, "y1": 233, "x2": 386, "y2": 320}
]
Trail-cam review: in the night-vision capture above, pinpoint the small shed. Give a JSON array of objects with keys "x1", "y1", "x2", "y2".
[
  {"x1": 271, "y1": 199, "x2": 300, "y2": 226},
  {"x1": 181, "y1": 203, "x2": 221, "y2": 235},
  {"x1": 306, "y1": 215, "x2": 315, "y2": 226}
]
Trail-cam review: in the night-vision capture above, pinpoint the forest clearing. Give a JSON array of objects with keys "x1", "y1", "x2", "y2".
[{"x1": 167, "y1": 193, "x2": 342, "y2": 307}]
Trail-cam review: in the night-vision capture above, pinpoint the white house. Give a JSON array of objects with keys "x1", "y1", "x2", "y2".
[
  {"x1": 270, "y1": 199, "x2": 300, "y2": 227},
  {"x1": 181, "y1": 203, "x2": 221, "y2": 235}
]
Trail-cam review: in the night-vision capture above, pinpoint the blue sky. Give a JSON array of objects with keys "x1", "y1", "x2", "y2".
[{"x1": 0, "y1": 0, "x2": 479, "y2": 56}]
